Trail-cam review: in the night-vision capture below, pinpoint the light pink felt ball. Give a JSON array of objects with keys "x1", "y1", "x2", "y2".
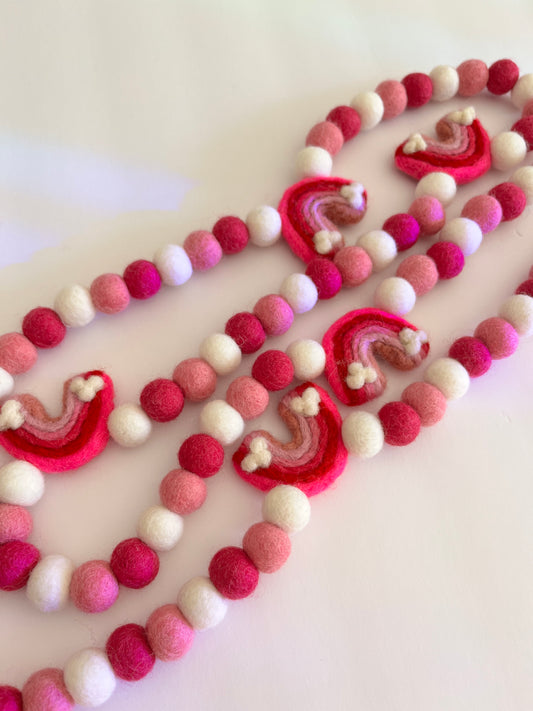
[
  {"x1": 305, "y1": 120, "x2": 344, "y2": 155},
  {"x1": 159, "y1": 469, "x2": 207, "y2": 515},
  {"x1": 226, "y1": 375, "x2": 269, "y2": 420},
  {"x1": 457, "y1": 59, "x2": 489, "y2": 96},
  {"x1": 376, "y1": 79, "x2": 407, "y2": 119},
  {"x1": 172, "y1": 357, "x2": 217, "y2": 402},
  {"x1": 396, "y1": 254, "x2": 439, "y2": 296},
  {"x1": 184, "y1": 230, "x2": 222, "y2": 271},
  {"x1": 253, "y1": 294, "x2": 294, "y2": 335},
  {"x1": 333, "y1": 245, "x2": 373, "y2": 286},
  {"x1": 69, "y1": 560, "x2": 119, "y2": 613},
  {"x1": 146, "y1": 604, "x2": 195, "y2": 662},
  {"x1": 0, "y1": 333, "x2": 37, "y2": 375},
  {"x1": 90, "y1": 273, "x2": 130, "y2": 314}
]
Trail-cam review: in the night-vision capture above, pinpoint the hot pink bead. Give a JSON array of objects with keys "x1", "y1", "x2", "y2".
[
  {"x1": 173, "y1": 357, "x2": 217, "y2": 402},
  {"x1": 401, "y1": 382, "x2": 447, "y2": 427},
  {"x1": 242, "y1": 522, "x2": 291, "y2": 573},
  {"x1": 426, "y1": 242, "x2": 465, "y2": 280},
  {"x1": 457, "y1": 59, "x2": 488, "y2": 96},
  {"x1": 22, "y1": 307, "x2": 66, "y2": 349},
  {"x1": 516, "y1": 278, "x2": 533, "y2": 297},
  {"x1": 0, "y1": 686, "x2": 22, "y2": 711},
  {"x1": 333, "y1": 245, "x2": 373, "y2": 287},
  {"x1": 378, "y1": 401, "x2": 421, "y2": 446},
  {"x1": 305, "y1": 258, "x2": 342, "y2": 299},
  {"x1": 226, "y1": 375, "x2": 269, "y2": 420},
  {"x1": 512, "y1": 116, "x2": 533, "y2": 150},
  {"x1": 208, "y1": 546, "x2": 259, "y2": 600},
  {"x1": 0, "y1": 332, "x2": 37, "y2": 375},
  {"x1": 474, "y1": 317, "x2": 519, "y2": 359},
  {"x1": 184, "y1": 230, "x2": 222, "y2": 271},
  {"x1": 408, "y1": 196, "x2": 445, "y2": 236},
  {"x1": 253, "y1": 294, "x2": 294, "y2": 335},
  {"x1": 225, "y1": 312, "x2": 266, "y2": 354},
  {"x1": 178, "y1": 434, "x2": 224, "y2": 477},
  {"x1": 69, "y1": 560, "x2": 119, "y2": 613},
  {"x1": 326, "y1": 105, "x2": 361, "y2": 140},
  {"x1": 488, "y1": 182, "x2": 527, "y2": 221},
  {"x1": 487, "y1": 58, "x2": 519, "y2": 95},
  {"x1": 0, "y1": 504, "x2": 33, "y2": 543},
  {"x1": 382, "y1": 213, "x2": 420, "y2": 251},
  {"x1": 401, "y1": 72, "x2": 433, "y2": 107},
  {"x1": 123, "y1": 259, "x2": 162, "y2": 299},
  {"x1": 159, "y1": 469, "x2": 207, "y2": 515},
  {"x1": 461, "y1": 195, "x2": 502, "y2": 233},
  {"x1": 396, "y1": 254, "x2": 439, "y2": 295},
  {"x1": 305, "y1": 121, "x2": 344, "y2": 155},
  {"x1": 90, "y1": 273, "x2": 130, "y2": 314},
  {"x1": 106, "y1": 623, "x2": 155, "y2": 681},
  {"x1": 146, "y1": 604, "x2": 195, "y2": 662},
  {"x1": 0, "y1": 540, "x2": 40, "y2": 590},
  {"x1": 110, "y1": 537, "x2": 159, "y2": 589},
  {"x1": 448, "y1": 336, "x2": 492, "y2": 377},
  {"x1": 22, "y1": 669, "x2": 73, "y2": 711},
  {"x1": 212, "y1": 216, "x2": 249, "y2": 255},
  {"x1": 522, "y1": 98, "x2": 533, "y2": 117},
  {"x1": 252, "y1": 350, "x2": 294, "y2": 391},
  {"x1": 375, "y1": 79, "x2": 407, "y2": 119},
  {"x1": 140, "y1": 378, "x2": 185, "y2": 422}
]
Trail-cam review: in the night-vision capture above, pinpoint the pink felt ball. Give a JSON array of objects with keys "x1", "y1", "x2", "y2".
[
  {"x1": 0, "y1": 332, "x2": 37, "y2": 375},
  {"x1": 225, "y1": 312, "x2": 266, "y2": 354},
  {"x1": 487, "y1": 58, "x2": 519, "y2": 95},
  {"x1": 184, "y1": 230, "x2": 222, "y2": 271},
  {"x1": 172, "y1": 357, "x2": 217, "y2": 402},
  {"x1": 408, "y1": 196, "x2": 445, "y2": 236},
  {"x1": 159, "y1": 469, "x2": 207, "y2": 515},
  {"x1": 305, "y1": 120, "x2": 344, "y2": 155},
  {"x1": 488, "y1": 182, "x2": 527, "y2": 222},
  {"x1": 401, "y1": 382, "x2": 447, "y2": 427},
  {"x1": 253, "y1": 294, "x2": 294, "y2": 336},
  {"x1": 396, "y1": 254, "x2": 439, "y2": 295},
  {"x1": 333, "y1": 245, "x2": 373, "y2": 287},
  {"x1": 474, "y1": 317, "x2": 519, "y2": 359},
  {"x1": 110, "y1": 537, "x2": 159, "y2": 589},
  {"x1": 305, "y1": 257, "x2": 342, "y2": 299},
  {"x1": 178, "y1": 434, "x2": 224, "y2": 477},
  {"x1": 326, "y1": 105, "x2": 361, "y2": 140},
  {"x1": 90, "y1": 273, "x2": 130, "y2": 314},
  {"x1": 69, "y1": 560, "x2": 119, "y2": 613},
  {"x1": 212, "y1": 215, "x2": 249, "y2": 255},
  {"x1": 146, "y1": 604, "x2": 195, "y2": 662},
  {"x1": 516, "y1": 278, "x2": 533, "y2": 297},
  {"x1": 401, "y1": 72, "x2": 433, "y2": 107},
  {"x1": 378, "y1": 401, "x2": 421, "y2": 446},
  {"x1": 426, "y1": 242, "x2": 465, "y2": 280},
  {"x1": 22, "y1": 307, "x2": 66, "y2": 349},
  {"x1": 376, "y1": 79, "x2": 407, "y2": 119},
  {"x1": 242, "y1": 522, "x2": 291, "y2": 573},
  {"x1": 22, "y1": 669, "x2": 73, "y2": 711},
  {"x1": 0, "y1": 686, "x2": 22, "y2": 711},
  {"x1": 106, "y1": 623, "x2": 155, "y2": 681},
  {"x1": 208, "y1": 546, "x2": 259, "y2": 600},
  {"x1": 461, "y1": 195, "x2": 502, "y2": 233},
  {"x1": 448, "y1": 336, "x2": 492, "y2": 377},
  {"x1": 140, "y1": 378, "x2": 185, "y2": 422},
  {"x1": 123, "y1": 259, "x2": 162, "y2": 300},
  {"x1": 0, "y1": 504, "x2": 33, "y2": 543},
  {"x1": 252, "y1": 350, "x2": 294, "y2": 391},
  {"x1": 382, "y1": 213, "x2": 420, "y2": 251},
  {"x1": 226, "y1": 375, "x2": 269, "y2": 420},
  {"x1": 457, "y1": 59, "x2": 488, "y2": 96},
  {"x1": 0, "y1": 540, "x2": 40, "y2": 590},
  {"x1": 512, "y1": 116, "x2": 533, "y2": 150}
]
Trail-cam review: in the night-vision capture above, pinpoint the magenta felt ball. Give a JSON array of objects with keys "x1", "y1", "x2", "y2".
[
  {"x1": 243, "y1": 522, "x2": 291, "y2": 573},
  {"x1": 90, "y1": 273, "x2": 130, "y2": 314},
  {"x1": 208, "y1": 546, "x2": 259, "y2": 600},
  {"x1": 516, "y1": 278, "x2": 533, "y2": 297},
  {"x1": 376, "y1": 79, "x2": 407, "y2": 119},
  {"x1": 225, "y1": 312, "x2": 266, "y2": 354},
  {"x1": 226, "y1": 375, "x2": 269, "y2": 420},
  {"x1": 488, "y1": 182, "x2": 527, "y2": 221},
  {"x1": 401, "y1": 72, "x2": 433, "y2": 107},
  {"x1": 146, "y1": 604, "x2": 194, "y2": 662},
  {"x1": 22, "y1": 669, "x2": 73, "y2": 711},
  {"x1": 0, "y1": 332, "x2": 37, "y2": 375},
  {"x1": 69, "y1": 560, "x2": 119, "y2": 613},
  {"x1": 487, "y1": 58, "x2": 519, "y2": 95},
  {"x1": 253, "y1": 294, "x2": 294, "y2": 336},
  {"x1": 305, "y1": 121, "x2": 344, "y2": 155},
  {"x1": 305, "y1": 258, "x2": 342, "y2": 299},
  {"x1": 106, "y1": 623, "x2": 155, "y2": 681},
  {"x1": 0, "y1": 504, "x2": 33, "y2": 543},
  {"x1": 396, "y1": 254, "x2": 439, "y2": 295},
  {"x1": 378, "y1": 401, "x2": 421, "y2": 446},
  {"x1": 448, "y1": 336, "x2": 492, "y2": 377},
  {"x1": 382, "y1": 213, "x2": 420, "y2": 251},
  {"x1": 401, "y1": 382, "x2": 447, "y2": 427},
  {"x1": 408, "y1": 196, "x2": 445, "y2": 236},
  {"x1": 461, "y1": 195, "x2": 502, "y2": 233},
  {"x1": 474, "y1": 317, "x2": 519, "y2": 359},
  {"x1": 140, "y1": 378, "x2": 185, "y2": 422},
  {"x1": 0, "y1": 540, "x2": 40, "y2": 590},
  {"x1": 326, "y1": 105, "x2": 361, "y2": 140},
  {"x1": 0, "y1": 686, "x2": 22, "y2": 711},
  {"x1": 159, "y1": 469, "x2": 207, "y2": 515},
  {"x1": 457, "y1": 59, "x2": 488, "y2": 96},
  {"x1": 22, "y1": 307, "x2": 66, "y2": 349},
  {"x1": 178, "y1": 434, "x2": 224, "y2": 477},
  {"x1": 184, "y1": 230, "x2": 223, "y2": 271},
  {"x1": 212, "y1": 215, "x2": 249, "y2": 255},
  {"x1": 252, "y1": 350, "x2": 294, "y2": 391},
  {"x1": 123, "y1": 259, "x2": 162, "y2": 299},
  {"x1": 426, "y1": 242, "x2": 465, "y2": 280},
  {"x1": 172, "y1": 357, "x2": 217, "y2": 402},
  {"x1": 110, "y1": 537, "x2": 159, "y2": 589}
]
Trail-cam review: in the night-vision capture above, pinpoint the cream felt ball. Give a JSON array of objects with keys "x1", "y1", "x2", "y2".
[
  {"x1": 199, "y1": 333, "x2": 242, "y2": 375},
  {"x1": 424, "y1": 357, "x2": 470, "y2": 400},
  {"x1": 0, "y1": 367, "x2": 14, "y2": 398},
  {"x1": 286, "y1": 339, "x2": 326, "y2": 380},
  {"x1": 177, "y1": 576, "x2": 228, "y2": 630},
  {"x1": 511, "y1": 166, "x2": 533, "y2": 202},
  {"x1": 137, "y1": 505, "x2": 184, "y2": 552},
  {"x1": 350, "y1": 91, "x2": 384, "y2": 129},
  {"x1": 439, "y1": 217, "x2": 483, "y2": 256},
  {"x1": 342, "y1": 411, "x2": 384, "y2": 458},
  {"x1": 357, "y1": 230, "x2": 397, "y2": 271},
  {"x1": 54, "y1": 285, "x2": 95, "y2": 327},
  {"x1": 107, "y1": 403, "x2": 152, "y2": 447},
  {"x1": 491, "y1": 131, "x2": 527, "y2": 171},
  {"x1": 26, "y1": 555, "x2": 74, "y2": 612},
  {"x1": 0, "y1": 460, "x2": 44, "y2": 506},
  {"x1": 153, "y1": 244, "x2": 192, "y2": 286},
  {"x1": 295, "y1": 146, "x2": 332, "y2": 177},
  {"x1": 499, "y1": 294, "x2": 533, "y2": 336},
  {"x1": 246, "y1": 206, "x2": 282, "y2": 247},
  {"x1": 200, "y1": 400, "x2": 244, "y2": 445},
  {"x1": 374, "y1": 276, "x2": 416, "y2": 316},
  {"x1": 280, "y1": 273, "x2": 318, "y2": 314},
  {"x1": 64, "y1": 648, "x2": 116, "y2": 707},
  {"x1": 262, "y1": 485, "x2": 311, "y2": 534},
  {"x1": 511, "y1": 72, "x2": 533, "y2": 109},
  {"x1": 429, "y1": 64, "x2": 459, "y2": 101},
  {"x1": 415, "y1": 171, "x2": 457, "y2": 206}
]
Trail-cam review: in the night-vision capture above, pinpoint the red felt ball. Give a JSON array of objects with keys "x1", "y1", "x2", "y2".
[
  {"x1": 426, "y1": 242, "x2": 465, "y2": 280},
  {"x1": 252, "y1": 350, "x2": 294, "y2": 391},
  {"x1": 516, "y1": 278, "x2": 533, "y2": 297},
  {"x1": 487, "y1": 58, "x2": 519, "y2": 95},
  {"x1": 376, "y1": 79, "x2": 407, "y2": 119},
  {"x1": 123, "y1": 259, "x2": 162, "y2": 300},
  {"x1": 22, "y1": 307, "x2": 66, "y2": 349},
  {"x1": 382, "y1": 213, "x2": 420, "y2": 251},
  {"x1": 110, "y1": 537, "x2": 159, "y2": 589},
  {"x1": 172, "y1": 357, "x2": 217, "y2": 402},
  {"x1": 0, "y1": 504, "x2": 33, "y2": 543},
  {"x1": 208, "y1": 546, "x2": 259, "y2": 600},
  {"x1": 0, "y1": 540, "x2": 40, "y2": 591},
  {"x1": 305, "y1": 258, "x2": 342, "y2": 299},
  {"x1": 226, "y1": 375, "x2": 269, "y2": 420},
  {"x1": 159, "y1": 469, "x2": 207, "y2": 515},
  {"x1": 242, "y1": 522, "x2": 291, "y2": 573},
  {"x1": 178, "y1": 434, "x2": 224, "y2": 477},
  {"x1": 448, "y1": 336, "x2": 492, "y2": 377},
  {"x1": 511, "y1": 116, "x2": 533, "y2": 150},
  {"x1": 401, "y1": 382, "x2": 447, "y2": 427},
  {"x1": 0, "y1": 332, "x2": 37, "y2": 375},
  {"x1": 326, "y1": 105, "x2": 361, "y2": 140},
  {"x1": 305, "y1": 121, "x2": 344, "y2": 155},
  {"x1": 0, "y1": 685, "x2": 22, "y2": 711},
  {"x1": 457, "y1": 59, "x2": 488, "y2": 96},
  {"x1": 396, "y1": 254, "x2": 439, "y2": 295},
  {"x1": 212, "y1": 215, "x2": 249, "y2": 255},
  {"x1": 488, "y1": 182, "x2": 527, "y2": 221},
  {"x1": 106, "y1": 623, "x2": 155, "y2": 681},
  {"x1": 474, "y1": 317, "x2": 519, "y2": 359},
  {"x1": 401, "y1": 72, "x2": 433, "y2": 107},
  {"x1": 253, "y1": 294, "x2": 294, "y2": 335},
  {"x1": 378, "y1": 401, "x2": 421, "y2": 446},
  {"x1": 408, "y1": 196, "x2": 445, "y2": 236},
  {"x1": 225, "y1": 312, "x2": 266, "y2": 354},
  {"x1": 140, "y1": 378, "x2": 185, "y2": 422}
]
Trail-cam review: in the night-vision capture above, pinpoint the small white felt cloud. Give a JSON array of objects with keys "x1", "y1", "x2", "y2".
[
  {"x1": 290, "y1": 387, "x2": 321, "y2": 417},
  {"x1": 399, "y1": 328, "x2": 428, "y2": 356},
  {"x1": 0, "y1": 399, "x2": 25, "y2": 430},
  {"x1": 346, "y1": 362, "x2": 378, "y2": 390},
  {"x1": 241, "y1": 436, "x2": 272, "y2": 473},
  {"x1": 69, "y1": 375, "x2": 105, "y2": 402},
  {"x1": 447, "y1": 106, "x2": 476, "y2": 125},
  {"x1": 403, "y1": 132, "x2": 427, "y2": 154},
  {"x1": 313, "y1": 230, "x2": 342, "y2": 255},
  {"x1": 340, "y1": 182, "x2": 366, "y2": 210}
]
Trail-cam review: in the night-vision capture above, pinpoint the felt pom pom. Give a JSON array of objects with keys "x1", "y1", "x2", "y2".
[
  {"x1": 356, "y1": 231, "x2": 397, "y2": 272},
  {"x1": 153, "y1": 244, "x2": 192, "y2": 286},
  {"x1": 401, "y1": 72, "x2": 433, "y2": 107},
  {"x1": 137, "y1": 505, "x2": 183, "y2": 552},
  {"x1": 123, "y1": 259, "x2": 161, "y2": 300},
  {"x1": 487, "y1": 59, "x2": 519, "y2": 95},
  {"x1": 488, "y1": 182, "x2": 527, "y2": 221},
  {"x1": 341, "y1": 411, "x2": 384, "y2": 458},
  {"x1": 89, "y1": 273, "x2": 130, "y2": 314},
  {"x1": 252, "y1": 350, "x2": 294, "y2": 391},
  {"x1": 286, "y1": 339, "x2": 325, "y2": 380},
  {"x1": 448, "y1": 336, "x2": 492, "y2": 377},
  {"x1": 0, "y1": 367, "x2": 14, "y2": 398},
  {"x1": 516, "y1": 278, "x2": 533, "y2": 297},
  {"x1": 110, "y1": 537, "x2": 159, "y2": 589},
  {"x1": 262, "y1": 485, "x2": 310, "y2": 533},
  {"x1": 140, "y1": 378, "x2": 184, "y2": 423},
  {"x1": 184, "y1": 230, "x2": 223, "y2": 271},
  {"x1": 396, "y1": 254, "x2": 438, "y2": 295},
  {"x1": 199, "y1": 333, "x2": 242, "y2": 375},
  {"x1": 0, "y1": 540, "x2": 40, "y2": 590},
  {"x1": 439, "y1": 217, "x2": 482, "y2": 256},
  {"x1": 511, "y1": 73, "x2": 533, "y2": 109},
  {"x1": 212, "y1": 215, "x2": 249, "y2": 255},
  {"x1": 0, "y1": 686, "x2": 22, "y2": 711},
  {"x1": 382, "y1": 214, "x2": 420, "y2": 251},
  {"x1": 280, "y1": 273, "x2": 318, "y2": 314},
  {"x1": 408, "y1": 196, "x2": 445, "y2": 236},
  {"x1": 26, "y1": 554, "x2": 74, "y2": 612},
  {"x1": 178, "y1": 434, "x2": 224, "y2": 477},
  {"x1": 511, "y1": 166, "x2": 533, "y2": 202},
  {"x1": 69, "y1": 560, "x2": 119, "y2": 613},
  {"x1": 106, "y1": 624, "x2": 155, "y2": 681},
  {"x1": 22, "y1": 668, "x2": 74, "y2": 711},
  {"x1": 461, "y1": 195, "x2": 502, "y2": 233},
  {"x1": 415, "y1": 171, "x2": 457, "y2": 206},
  {"x1": 107, "y1": 403, "x2": 152, "y2": 447},
  {"x1": 146, "y1": 604, "x2": 194, "y2": 661},
  {"x1": 491, "y1": 131, "x2": 527, "y2": 171},
  {"x1": 200, "y1": 400, "x2": 244, "y2": 446},
  {"x1": 209, "y1": 546, "x2": 259, "y2": 599},
  {"x1": 350, "y1": 91, "x2": 384, "y2": 129},
  {"x1": 225, "y1": 312, "x2": 266, "y2": 354},
  {"x1": 226, "y1": 376, "x2": 269, "y2": 420},
  {"x1": 54, "y1": 285, "x2": 95, "y2": 328},
  {"x1": 429, "y1": 65, "x2": 459, "y2": 101},
  {"x1": 333, "y1": 245, "x2": 373, "y2": 284},
  {"x1": 253, "y1": 294, "x2": 294, "y2": 335},
  {"x1": 305, "y1": 258, "x2": 342, "y2": 299},
  {"x1": 401, "y1": 382, "x2": 447, "y2": 426},
  {"x1": 177, "y1": 576, "x2": 228, "y2": 630},
  {"x1": 426, "y1": 242, "x2": 465, "y2": 280},
  {"x1": 0, "y1": 460, "x2": 44, "y2": 506},
  {"x1": 374, "y1": 277, "x2": 416, "y2": 316},
  {"x1": 172, "y1": 357, "x2": 217, "y2": 402},
  {"x1": 0, "y1": 503, "x2": 32, "y2": 543},
  {"x1": 22, "y1": 307, "x2": 66, "y2": 349},
  {"x1": 159, "y1": 469, "x2": 207, "y2": 515},
  {"x1": 63, "y1": 648, "x2": 116, "y2": 707},
  {"x1": 246, "y1": 206, "x2": 282, "y2": 247},
  {"x1": 295, "y1": 146, "x2": 332, "y2": 177},
  {"x1": 511, "y1": 116, "x2": 533, "y2": 150},
  {"x1": 457, "y1": 59, "x2": 488, "y2": 96},
  {"x1": 378, "y1": 401, "x2": 421, "y2": 446},
  {"x1": 0, "y1": 332, "x2": 37, "y2": 375},
  {"x1": 424, "y1": 357, "x2": 470, "y2": 400},
  {"x1": 305, "y1": 121, "x2": 344, "y2": 155},
  {"x1": 474, "y1": 317, "x2": 519, "y2": 359},
  {"x1": 375, "y1": 79, "x2": 407, "y2": 119},
  {"x1": 326, "y1": 105, "x2": 361, "y2": 140},
  {"x1": 499, "y1": 294, "x2": 533, "y2": 336},
  {"x1": 242, "y1": 522, "x2": 291, "y2": 573}
]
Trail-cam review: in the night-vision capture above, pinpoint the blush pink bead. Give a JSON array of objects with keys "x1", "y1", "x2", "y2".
[
  {"x1": 146, "y1": 604, "x2": 195, "y2": 662},
  {"x1": 461, "y1": 195, "x2": 502, "y2": 233},
  {"x1": 226, "y1": 375, "x2": 269, "y2": 420},
  {"x1": 159, "y1": 469, "x2": 207, "y2": 515},
  {"x1": 0, "y1": 504, "x2": 33, "y2": 543},
  {"x1": 0, "y1": 332, "x2": 37, "y2": 375},
  {"x1": 457, "y1": 59, "x2": 489, "y2": 96},
  {"x1": 22, "y1": 668, "x2": 74, "y2": 711},
  {"x1": 305, "y1": 121, "x2": 344, "y2": 155},
  {"x1": 382, "y1": 213, "x2": 420, "y2": 251},
  {"x1": 488, "y1": 182, "x2": 527, "y2": 221},
  {"x1": 90, "y1": 273, "x2": 130, "y2": 314},
  {"x1": 184, "y1": 230, "x2": 222, "y2": 271},
  {"x1": 69, "y1": 560, "x2": 119, "y2": 613},
  {"x1": 333, "y1": 245, "x2": 373, "y2": 286},
  {"x1": 396, "y1": 254, "x2": 439, "y2": 295},
  {"x1": 474, "y1": 317, "x2": 519, "y2": 359},
  {"x1": 253, "y1": 294, "x2": 294, "y2": 335},
  {"x1": 123, "y1": 260, "x2": 161, "y2": 300},
  {"x1": 172, "y1": 357, "x2": 217, "y2": 401},
  {"x1": 375, "y1": 79, "x2": 407, "y2": 119},
  {"x1": 401, "y1": 382, "x2": 447, "y2": 427},
  {"x1": 242, "y1": 522, "x2": 291, "y2": 573},
  {"x1": 408, "y1": 196, "x2": 445, "y2": 236}
]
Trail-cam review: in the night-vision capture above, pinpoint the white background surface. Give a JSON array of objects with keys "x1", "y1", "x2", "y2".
[{"x1": 1, "y1": 2, "x2": 533, "y2": 710}]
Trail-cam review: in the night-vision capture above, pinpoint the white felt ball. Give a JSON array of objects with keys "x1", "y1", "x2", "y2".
[
  {"x1": 177, "y1": 576, "x2": 228, "y2": 630},
  {"x1": 511, "y1": 166, "x2": 533, "y2": 203},
  {"x1": 280, "y1": 273, "x2": 318, "y2": 314},
  {"x1": 357, "y1": 230, "x2": 397, "y2": 271},
  {"x1": 0, "y1": 368, "x2": 14, "y2": 398},
  {"x1": 0, "y1": 460, "x2": 44, "y2": 506},
  {"x1": 107, "y1": 403, "x2": 152, "y2": 447},
  {"x1": 374, "y1": 277, "x2": 416, "y2": 316},
  {"x1": 350, "y1": 91, "x2": 384, "y2": 130},
  {"x1": 342, "y1": 411, "x2": 384, "y2": 458},
  {"x1": 199, "y1": 399, "x2": 244, "y2": 445},
  {"x1": 429, "y1": 65, "x2": 459, "y2": 101},
  {"x1": 499, "y1": 294, "x2": 533, "y2": 337},
  {"x1": 295, "y1": 146, "x2": 332, "y2": 177},
  {"x1": 153, "y1": 244, "x2": 192, "y2": 286},
  {"x1": 199, "y1": 333, "x2": 242, "y2": 375},
  {"x1": 439, "y1": 217, "x2": 483, "y2": 256},
  {"x1": 246, "y1": 206, "x2": 282, "y2": 247},
  {"x1": 262, "y1": 485, "x2": 311, "y2": 533},
  {"x1": 54, "y1": 285, "x2": 95, "y2": 327},
  {"x1": 424, "y1": 357, "x2": 469, "y2": 400},
  {"x1": 137, "y1": 505, "x2": 184, "y2": 552},
  {"x1": 511, "y1": 73, "x2": 533, "y2": 109},
  {"x1": 26, "y1": 554, "x2": 74, "y2": 612},
  {"x1": 415, "y1": 172, "x2": 457, "y2": 206},
  {"x1": 491, "y1": 131, "x2": 527, "y2": 171},
  {"x1": 286, "y1": 339, "x2": 326, "y2": 379},
  {"x1": 64, "y1": 648, "x2": 116, "y2": 707}
]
